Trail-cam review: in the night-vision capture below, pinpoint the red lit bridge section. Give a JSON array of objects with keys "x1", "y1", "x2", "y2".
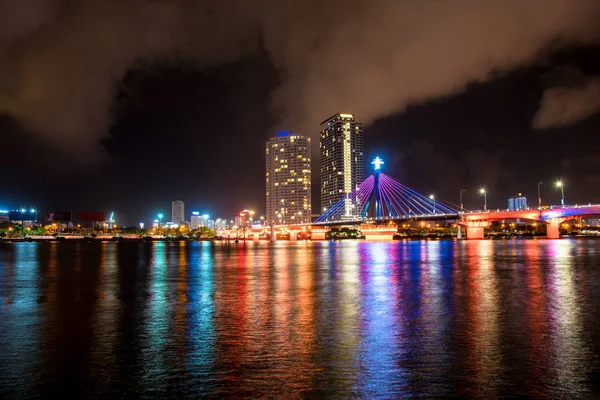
[{"x1": 460, "y1": 204, "x2": 600, "y2": 239}]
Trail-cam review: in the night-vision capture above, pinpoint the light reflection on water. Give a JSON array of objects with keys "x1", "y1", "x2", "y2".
[{"x1": 1, "y1": 239, "x2": 600, "y2": 398}]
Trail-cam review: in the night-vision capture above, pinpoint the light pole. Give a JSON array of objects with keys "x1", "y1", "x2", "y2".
[
  {"x1": 537, "y1": 182, "x2": 543, "y2": 209},
  {"x1": 460, "y1": 189, "x2": 466, "y2": 212},
  {"x1": 480, "y1": 188, "x2": 487, "y2": 210},
  {"x1": 556, "y1": 180, "x2": 565, "y2": 206},
  {"x1": 429, "y1": 194, "x2": 435, "y2": 214},
  {"x1": 158, "y1": 213, "x2": 163, "y2": 229}
]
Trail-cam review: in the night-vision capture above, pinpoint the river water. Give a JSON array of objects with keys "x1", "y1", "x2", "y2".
[{"x1": 1, "y1": 240, "x2": 599, "y2": 398}]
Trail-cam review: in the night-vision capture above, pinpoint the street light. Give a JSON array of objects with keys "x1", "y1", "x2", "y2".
[
  {"x1": 429, "y1": 194, "x2": 435, "y2": 214},
  {"x1": 158, "y1": 213, "x2": 163, "y2": 228},
  {"x1": 479, "y1": 188, "x2": 487, "y2": 210},
  {"x1": 556, "y1": 180, "x2": 565, "y2": 206},
  {"x1": 460, "y1": 189, "x2": 466, "y2": 212},
  {"x1": 537, "y1": 182, "x2": 543, "y2": 209}
]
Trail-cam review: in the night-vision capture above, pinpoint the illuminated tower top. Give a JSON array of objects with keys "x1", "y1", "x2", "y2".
[{"x1": 371, "y1": 157, "x2": 384, "y2": 171}]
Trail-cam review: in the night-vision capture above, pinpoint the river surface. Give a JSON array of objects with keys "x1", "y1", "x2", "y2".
[{"x1": 1, "y1": 240, "x2": 600, "y2": 398}]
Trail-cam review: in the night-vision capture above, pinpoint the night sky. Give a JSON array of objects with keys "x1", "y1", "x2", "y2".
[{"x1": 1, "y1": 1, "x2": 600, "y2": 225}]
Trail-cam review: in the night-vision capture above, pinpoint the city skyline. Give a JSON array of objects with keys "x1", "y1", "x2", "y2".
[
  {"x1": 0, "y1": 134, "x2": 593, "y2": 228},
  {"x1": 0, "y1": 151, "x2": 583, "y2": 228},
  {"x1": 2, "y1": 3, "x2": 600, "y2": 225}
]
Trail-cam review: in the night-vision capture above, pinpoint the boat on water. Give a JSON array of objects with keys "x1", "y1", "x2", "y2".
[{"x1": 325, "y1": 227, "x2": 365, "y2": 240}]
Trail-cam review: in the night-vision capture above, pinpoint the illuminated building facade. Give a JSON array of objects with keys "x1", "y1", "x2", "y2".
[
  {"x1": 234, "y1": 210, "x2": 255, "y2": 228},
  {"x1": 508, "y1": 194, "x2": 528, "y2": 211},
  {"x1": 190, "y1": 212, "x2": 202, "y2": 229},
  {"x1": 320, "y1": 113, "x2": 364, "y2": 217},
  {"x1": 172, "y1": 200, "x2": 184, "y2": 225},
  {"x1": 266, "y1": 132, "x2": 311, "y2": 225},
  {"x1": 190, "y1": 212, "x2": 213, "y2": 229},
  {"x1": 215, "y1": 218, "x2": 227, "y2": 231}
]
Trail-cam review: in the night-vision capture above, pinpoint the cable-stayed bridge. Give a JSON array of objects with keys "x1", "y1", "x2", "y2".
[
  {"x1": 315, "y1": 174, "x2": 457, "y2": 223},
  {"x1": 315, "y1": 157, "x2": 458, "y2": 224}
]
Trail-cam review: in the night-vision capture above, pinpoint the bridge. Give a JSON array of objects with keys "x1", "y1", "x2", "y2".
[
  {"x1": 219, "y1": 157, "x2": 600, "y2": 240},
  {"x1": 461, "y1": 204, "x2": 600, "y2": 239}
]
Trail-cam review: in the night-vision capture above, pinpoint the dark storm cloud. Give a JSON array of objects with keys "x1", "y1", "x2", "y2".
[
  {"x1": 1, "y1": 0, "x2": 600, "y2": 163},
  {"x1": 533, "y1": 73, "x2": 600, "y2": 129}
]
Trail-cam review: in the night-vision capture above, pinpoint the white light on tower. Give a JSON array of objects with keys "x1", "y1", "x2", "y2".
[{"x1": 371, "y1": 157, "x2": 384, "y2": 170}]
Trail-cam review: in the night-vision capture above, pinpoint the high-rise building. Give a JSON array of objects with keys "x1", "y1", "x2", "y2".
[
  {"x1": 266, "y1": 132, "x2": 311, "y2": 225},
  {"x1": 319, "y1": 113, "x2": 364, "y2": 216},
  {"x1": 172, "y1": 200, "x2": 184, "y2": 225}
]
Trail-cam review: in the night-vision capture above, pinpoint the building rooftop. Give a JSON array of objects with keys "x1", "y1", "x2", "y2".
[{"x1": 320, "y1": 113, "x2": 355, "y2": 126}]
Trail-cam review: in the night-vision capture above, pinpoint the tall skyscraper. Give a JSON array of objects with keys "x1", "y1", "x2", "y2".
[
  {"x1": 172, "y1": 200, "x2": 184, "y2": 225},
  {"x1": 320, "y1": 113, "x2": 364, "y2": 216},
  {"x1": 266, "y1": 132, "x2": 311, "y2": 225}
]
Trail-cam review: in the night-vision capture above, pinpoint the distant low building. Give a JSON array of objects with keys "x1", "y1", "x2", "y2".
[
  {"x1": 190, "y1": 212, "x2": 202, "y2": 229},
  {"x1": 191, "y1": 212, "x2": 212, "y2": 229},
  {"x1": 586, "y1": 218, "x2": 600, "y2": 227},
  {"x1": 508, "y1": 194, "x2": 528, "y2": 210},
  {"x1": 215, "y1": 219, "x2": 227, "y2": 231},
  {"x1": 235, "y1": 210, "x2": 256, "y2": 228}
]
